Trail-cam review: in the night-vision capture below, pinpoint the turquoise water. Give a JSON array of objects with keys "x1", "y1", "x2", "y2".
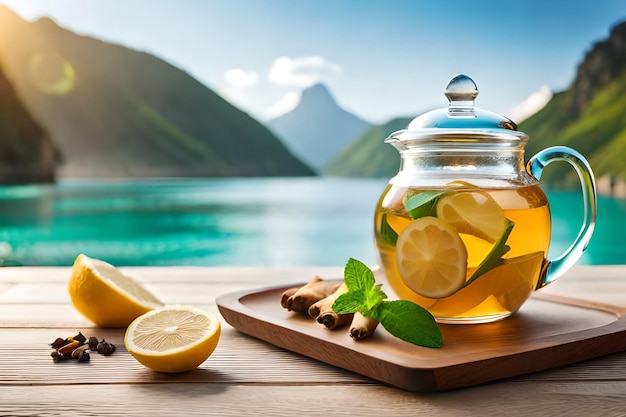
[{"x1": 0, "y1": 177, "x2": 623, "y2": 267}]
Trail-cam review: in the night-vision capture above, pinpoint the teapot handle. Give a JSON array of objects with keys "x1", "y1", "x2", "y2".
[{"x1": 526, "y1": 146, "x2": 597, "y2": 288}]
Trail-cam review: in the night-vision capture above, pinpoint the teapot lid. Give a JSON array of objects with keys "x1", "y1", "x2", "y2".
[{"x1": 387, "y1": 74, "x2": 527, "y2": 145}]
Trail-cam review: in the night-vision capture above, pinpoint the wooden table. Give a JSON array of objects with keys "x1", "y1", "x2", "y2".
[{"x1": 1, "y1": 265, "x2": 626, "y2": 416}]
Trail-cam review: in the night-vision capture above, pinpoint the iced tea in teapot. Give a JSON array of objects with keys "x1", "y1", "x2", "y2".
[
  {"x1": 374, "y1": 74, "x2": 596, "y2": 324},
  {"x1": 375, "y1": 182, "x2": 551, "y2": 323}
]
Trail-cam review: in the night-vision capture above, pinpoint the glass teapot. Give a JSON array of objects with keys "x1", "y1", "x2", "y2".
[{"x1": 374, "y1": 74, "x2": 597, "y2": 324}]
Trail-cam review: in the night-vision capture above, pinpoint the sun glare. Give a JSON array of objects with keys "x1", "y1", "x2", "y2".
[
  {"x1": 28, "y1": 51, "x2": 75, "y2": 95},
  {"x1": 0, "y1": 4, "x2": 76, "y2": 96}
]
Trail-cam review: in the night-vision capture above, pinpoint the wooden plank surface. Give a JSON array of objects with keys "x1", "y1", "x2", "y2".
[
  {"x1": 2, "y1": 381, "x2": 626, "y2": 417},
  {"x1": 1, "y1": 265, "x2": 626, "y2": 416}
]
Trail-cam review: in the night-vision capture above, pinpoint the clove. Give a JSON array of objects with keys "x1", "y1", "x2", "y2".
[
  {"x1": 97, "y1": 339, "x2": 116, "y2": 356},
  {"x1": 49, "y1": 332, "x2": 116, "y2": 363},
  {"x1": 88, "y1": 336, "x2": 99, "y2": 351}
]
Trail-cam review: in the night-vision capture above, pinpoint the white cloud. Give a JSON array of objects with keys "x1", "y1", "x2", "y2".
[
  {"x1": 224, "y1": 68, "x2": 259, "y2": 88},
  {"x1": 264, "y1": 91, "x2": 301, "y2": 120},
  {"x1": 268, "y1": 56, "x2": 341, "y2": 87},
  {"x1": 508, "y1": 85, "x2": 553, "y2": 122}
]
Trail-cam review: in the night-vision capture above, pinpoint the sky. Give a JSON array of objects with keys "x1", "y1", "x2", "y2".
[{"x1": 1, "y1": 0, "x2": 626, "y2": 124}]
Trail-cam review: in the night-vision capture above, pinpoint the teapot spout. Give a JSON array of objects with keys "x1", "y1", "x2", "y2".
[{"x1": 384, "y1": 130, "x2": 408, "y2": 152}]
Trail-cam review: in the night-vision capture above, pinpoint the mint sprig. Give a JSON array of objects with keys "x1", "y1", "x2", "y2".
[
  {"x1": 333, "y1": 258, "x2": 443, "y2": 348},
  {"x1": 377, "y1": 300, "x2": 443, "y2": 347},
  {"x1": 463, "y1": 219, "x2": 515, "y2": 287},
  {"x1": 403, "y1": 190, "x2": 445, "y2": 219},
  {"x1": 380, "y1": 190, "x2": 445, "y2": 245},
  {"x1": 380, "y1": 213, "x2": 398, "y2": 245}
]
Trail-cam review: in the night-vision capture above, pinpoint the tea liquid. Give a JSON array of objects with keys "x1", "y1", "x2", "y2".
[{"x1": 374, "y1": 183, "x2": 551, "y2": 323}]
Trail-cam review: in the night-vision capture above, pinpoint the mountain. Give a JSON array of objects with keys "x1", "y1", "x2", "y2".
[
  {"x1": 0, "y1": 5, "x2": 314, "y2": 179},
  {"x1": 521, "y1": 20, "x2": 626, "y2": 190},
  {"x1": 268, "y1": 83, "x2": 372, "y2": 170},
  {"x1": 0, "y1": 64, "x2": 56, "y2": 184},
  {"x1": 324, "y1": 20, "x2": 626, "y2": 193},
  {"x1": 323, "y1": 117, "x2": 409, "y2": 177}
]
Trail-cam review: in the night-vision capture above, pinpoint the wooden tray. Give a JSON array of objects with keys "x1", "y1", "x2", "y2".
[{"x1": 216, "y1": 273, "x2": 626, "y2": 392}]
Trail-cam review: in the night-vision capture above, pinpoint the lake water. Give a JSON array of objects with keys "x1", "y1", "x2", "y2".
[{"x1": 0, "y1": 177, "x2": 623, "y2": 267}]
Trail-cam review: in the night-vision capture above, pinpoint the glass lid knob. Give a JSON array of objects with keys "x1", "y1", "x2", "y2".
[
  {"x1": 445, "y1": 74, "x2": 479, "y2": 116},
  {"x1": 445, "y1": 74, "x2": 479, "y2": 104}
]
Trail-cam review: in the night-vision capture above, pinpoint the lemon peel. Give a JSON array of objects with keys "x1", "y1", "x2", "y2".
[{"x1": 68, "y1": 254, "x2": 164, "y2": 328}]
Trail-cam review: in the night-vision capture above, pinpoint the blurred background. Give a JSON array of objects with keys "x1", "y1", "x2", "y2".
[{"x1": 0, "y1": 1, "x2": 624, "y2": 267}]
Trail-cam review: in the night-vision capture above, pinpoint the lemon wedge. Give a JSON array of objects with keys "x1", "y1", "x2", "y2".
[
  {"x1": 69, "y1": 254, "x2": 164, "y2": 328},
  {"x1": 435, "y1": 190, "x2": 507, "y2": 244},
  {"x1": 124, "y1": 305, "x2": 221, "y2": 373},
  {"x1": 396, "y1": 216, "x2": 468, "y2": 298},
  {"x1": 494, "y1": 251, "x2": 546, "y2": 312}
]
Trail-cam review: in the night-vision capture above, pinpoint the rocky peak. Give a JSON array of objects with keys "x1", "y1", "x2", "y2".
[
  {"x1": 268, "y1": 83, "x2": 372, "y2": 170},
  {"x1": 571, "y1": 19, "x2": 626, "y2": 115},
  {"x1": 300, "y1": 83, "x2": 335, "y2": 105}
]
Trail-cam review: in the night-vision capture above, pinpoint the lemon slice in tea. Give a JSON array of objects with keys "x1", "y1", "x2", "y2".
[
  {"x1": 69, "y1": 254, "x2": 164, "y2": 328},
  {"x1": 124, "y1": 305, "x2": 221, "y2": 373},
  {"x1": 396, "y1": 216, "x2": 468, "y2": 298},
  {"x1": 436, "y1": 190, "x2": 507, "y2": 243},
  {"x1": 494, "y1": 251, "x2": 546, "y2": 312}
]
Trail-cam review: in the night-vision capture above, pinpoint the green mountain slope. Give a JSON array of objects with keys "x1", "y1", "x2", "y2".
[
  {"x1": 0, "y1": 63, "x2": 56, "y2": 183},
  {"x1": 323, "y1": 117, "x2": 410, "y2": 177},
  {"x1": 522, "y1": 73, "x2": 626, "y2": 185},
  {"x1": 0, "y1": 6, "x2": 313, "y2": 178},
  {"x1": 521, "y1": 23, "x2": 626, "y2": 187}
]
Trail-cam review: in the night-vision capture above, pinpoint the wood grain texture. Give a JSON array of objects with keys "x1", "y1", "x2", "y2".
[
  {"x1": 1, "y1": 265, "x2": 625, "y2": 416},
  {"x1": 0, "y1": 328, "x2": 365, "y2": 385},
  {"x1": 1, "y1": 382, "x2": 626, "y2": 416}
]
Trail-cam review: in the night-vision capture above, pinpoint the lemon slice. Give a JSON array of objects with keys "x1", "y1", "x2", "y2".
[
  {"x1": 69, "y1": 254, "x2": 164, "y2": 328},
  {"x1": 396, "y1": 216, "x2": 468, "y2": 298},
  {"x1": 436, "y1": 190, "x2": 507, "y2": 243},
  {"x1": 494, "y1": 251, "x2": 546, "y2": 312},
  {"x1": 124, "y1": 305, "x2": 221, "y2": 373}
]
